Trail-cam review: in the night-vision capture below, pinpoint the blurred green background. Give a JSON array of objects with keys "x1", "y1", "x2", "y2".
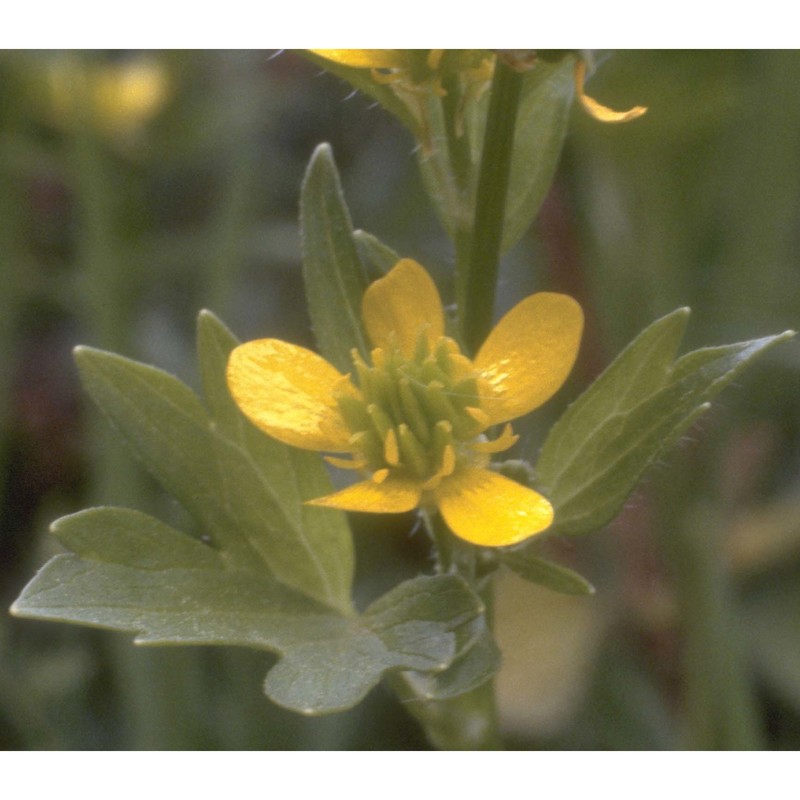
[{"x1": 1, "y1": 49, "x2": 799, "y2": 750}]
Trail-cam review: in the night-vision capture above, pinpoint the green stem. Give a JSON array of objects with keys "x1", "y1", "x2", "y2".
[
  {"x1": 391, "y1": 671, "x2": 504, "y2": 750},
  {"x1": 660, "y1": 499, "x2": 764, "y2": 749},
  {"x1": 393, "y1": 511, "x2": 502, "y2": 750},
  {"x1": 458, "y1": 59, "x2": 523, "y2": 355}
]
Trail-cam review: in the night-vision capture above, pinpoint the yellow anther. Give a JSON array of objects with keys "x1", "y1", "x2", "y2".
[
  {"x1": 470, "y1": 423, "x2": 519, "y2": 454},
  {"x1": 383, "y1": 428, "x2": 400, "y2": 466},
  {"x1": 324, "y1": 455, "x2": 367, "y2": 470},
  {"x1": 441, "y1": 444, "x2": 456, "y2": 477},
  {"x1": 372, "y1": 468, "x2": 390, "y2": 484}
]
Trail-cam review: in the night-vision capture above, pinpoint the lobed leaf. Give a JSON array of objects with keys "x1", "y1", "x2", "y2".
[
  {"x1": 401, "y1": 614, "x2": 501, "y2": 701},
  {"x1": 536, "y1": 311, "x2": 794, "y2": 536},
  {"x1": 11, "y1": 519, "x2": 482, "y2": 715}
]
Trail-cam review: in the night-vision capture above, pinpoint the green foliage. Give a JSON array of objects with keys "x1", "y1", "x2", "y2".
[
  {"x1": 499, "y1": 549, "x2": 595, "y2": 596},
  {"x1": 402, "y1": 615, "x2": 500, "y2": 701},
  {"x1": 11, "y1": 508, "x2": 483, "y2": 714},
  {"x1": 352, "y1": 229, "x2": 400, "y2": 275},
  {"x1": 536, "y1": 308, "x2": 795, "y2": 536},
  {"x1": 501, "y1": 56, "x2": 574, "y2": 252},
  {"x1": 300, "y1": 143, "x2": 370, "y2": 372},
  {"x1": 417, "y1": 56, "x2": 574, "y2": 252},
  {"x1": 73, "y1": 314, "x2": 355, "y2": 611}
]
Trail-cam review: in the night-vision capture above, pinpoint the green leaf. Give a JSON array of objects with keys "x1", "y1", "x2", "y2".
[
  {"x1": 499, "y1": 550, "x2": 595, "y2": 596},
  {"x1": 74, "y1": 344, "x2": 256, "y2": 565},
  {"x1": 352, "y1": 228, "x2": 400, "y2": 275},
  {"x1": 402, "y1": 615, "x2": 501, "y2": 701},
  {"x1": 75, "y1": 337, "x2": 353, "y2": 611},
  {"x1": 267, "y1": 574, "x2": 484, "y2": 713},
  {"x1": 12, "y1": 520, "x2": 483, "y2": 715},
  {"x1": 537, "y1": 311, "x2": 795, "y2": 536},
  {"x1": 196, "y1": 310, "x2": 354, "y2": 609},
  {"x1": 300, "y1": 143, "x2": 369, "y2": 372},
  {"x1": 502, "y1": 57, "x2": 575, "y2": 253}
]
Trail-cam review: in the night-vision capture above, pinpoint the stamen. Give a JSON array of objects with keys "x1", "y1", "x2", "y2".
[
  {"x1": 424, "y1": 381, "x2": 459, "y2": 425},
  {"x1": 367, "y1": 403, "x2": 393, "y2": 439},
  {"x1": 470, "y1": 423, "x2": 519, "y2": 454},
  {"x1": 383, "y1": 428, "x2": 400, "y2": 466},
  {"x1": 421, "y1": 472, "x2": 443, "y2": 491},
  {"x1": 398, "y1": 378, "x2": 432, "y2": 444},
  {"x1": 335, "y1": 393, "x2": 371, "y2": 432},
  {"x1": 349, "y1": 430, "x2": 382, "y2": 467},
  {"x1": 432, "y1": 420, "x2": 454, "y2": 461},
  {"x1": 440, "y1": 444, "x2": 456, "y2": 477},
  {"x1": 397, "y1": 423, "x2": 430, "y2": 478},
  {"x1": 372, "y1": 468, "x2": 390, "y2": 484},
  {"x1": 325, "y1": 455, "x2": 367, "y2": 471}
]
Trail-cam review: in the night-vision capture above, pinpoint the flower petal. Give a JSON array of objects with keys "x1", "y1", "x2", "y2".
[
  {"x1": 309, "y1": 50, "x2": 407, "y2": 70},
  {"x1": 306, "y1": 476, "x2": 422, "y2": 513},
  {"x1": 227, "y1": 339, "x2": 352, "y2": 452},
  {"x1": 436, "y1": 467, "x2": 553, "y2": 547},
  {"x1": 474, "y1": 292, "x2": 583, "y2": 424},
  {"x1": 362, "y1": 259, "x2": 445, "y2": 358},
  {"x1": 574, "y1": 60, "x2": 647, "y2": 124}
]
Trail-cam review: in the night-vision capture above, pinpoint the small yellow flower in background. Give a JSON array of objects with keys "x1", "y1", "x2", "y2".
[
  {"x1": 47, "y1": 56, "x2": 170, "y2": 138},
  {"x1": 573, "y1": 60, "x2": 647, "y2": 123},
  {"x1": 312, "y1": 49, "x2": 646, "y2": 127},
  {"x1": 227, "y1": 259, "x2": 583, "y2": 548}
]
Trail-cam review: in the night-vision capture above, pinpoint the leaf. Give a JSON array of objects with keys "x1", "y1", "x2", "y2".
[
  {"x1": 266, "y1": 574, "x2": 483, "y2": 714},
  {"x1": 502, "y1": 56, "x2": 575, "y2": 253},
  {"x1": 401, "y1": 614, "x2": 501, "y2": 701},
  {"x1": 536, "y1": 310, "x2": 794, "y2": 536},
  {"x1": 11, "y1": 519, "x2": 484, "y2": 715},
  {"x1": 499, "y1": 550, "x2": 595, "y2": 596},
  {"x1": 75, "y1": 337, "x2": 353, "y2": 611},
  {"x1": 196, "y1": 311, "x2": 354, "y2": 609},
  {"x1": 300, "y1": 143, "x2": 369, "y2": 372},
  {"x1": 352, "y1": 229, "x2": 400, "y2": 275},
  {"x1": 74, "y1": 344, "x2": 256, "y2": 565}
]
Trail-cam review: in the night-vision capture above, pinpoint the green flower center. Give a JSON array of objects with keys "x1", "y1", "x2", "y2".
[{"x1": 332, "y1": 330, "x2": 497, "y2": 488}]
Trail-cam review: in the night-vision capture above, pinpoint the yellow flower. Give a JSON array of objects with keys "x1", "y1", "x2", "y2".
[
  {"x1": 311, "y1": 50, "x2": 646, "y2": 125},
  {"x1": 46, "y1": 56, "x2": 170, "y2": 137},
  {"x1": 227, "y1": 259, "x2": 583, "y2": 547}
]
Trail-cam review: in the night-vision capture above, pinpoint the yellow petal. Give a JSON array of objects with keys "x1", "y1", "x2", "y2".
[
  {"x1": 306, "y1": 476, "x2": 422, "y2": 513},
  {"x1": 227, "y1": 339, "x2": 352, "y2": 452},
  {"x1": 474, "y1": 292, "x2": 583, "y2": 425},
  {"x1": 436, "y1": 467, "x2": 553, "y2": 547},
  {"x1": 362, "y1": 259, "x2": 445, "y2": 359},
  {"x1": 574, "y1": 60, "x2": 648, "y2": 124},
  {"x1": 308, "y1": 49, "x2": 407, "y2": 70}
]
